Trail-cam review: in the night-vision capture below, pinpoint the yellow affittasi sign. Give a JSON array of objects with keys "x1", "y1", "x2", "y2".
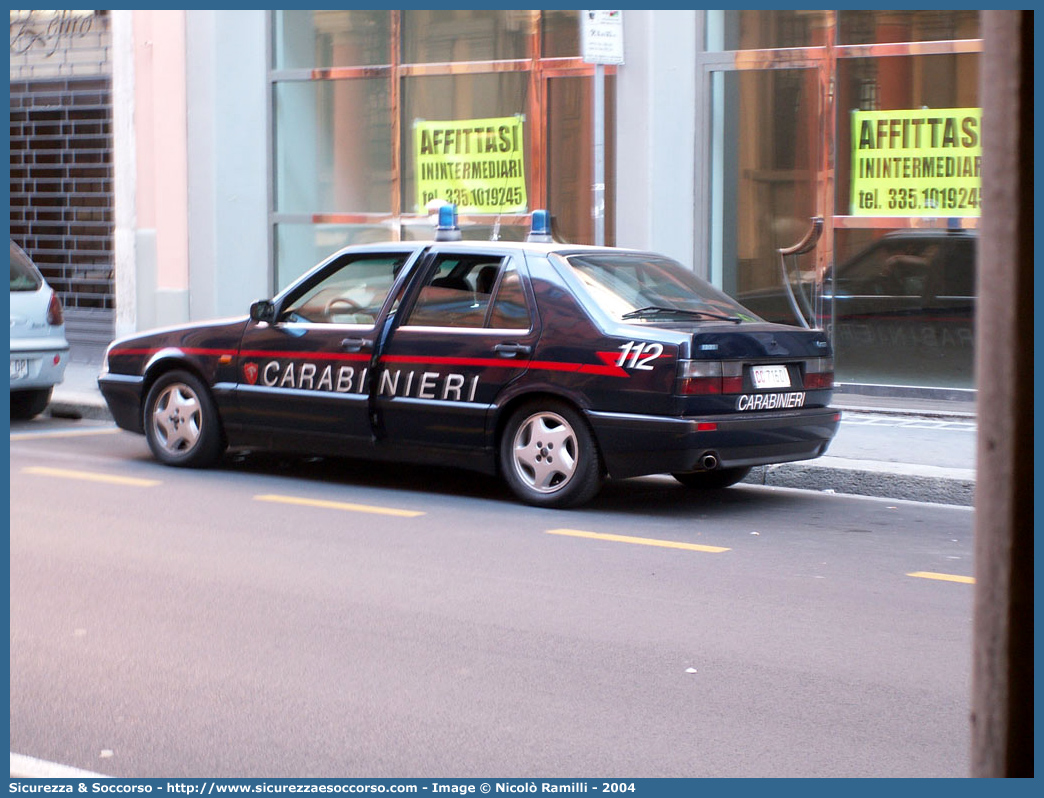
[
  {"x1": 850, "y1": 108, "x2": 982, "y2": 217},
  {"x1": 414, "y1": 116, "x2": 528, "y2": 214}
]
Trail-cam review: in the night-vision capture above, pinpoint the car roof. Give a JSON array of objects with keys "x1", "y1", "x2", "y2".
[{"x1": 325, "y1": 238, "x2": 653, "y2": 260}]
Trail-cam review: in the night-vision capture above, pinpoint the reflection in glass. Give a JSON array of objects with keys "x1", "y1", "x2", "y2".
[
  {"x1": 273, "y1": 10, "x2": 390, "y2": 70},
  {"x1": 273, "y1": 80, "x2": 392, "y2": 215},
  {"x1": 828, "y1": 229, "x2": 976, "y2": 389},
  {"x1": 706, "y1": 10, "x2": 830, "y2": 51},
  {"x1": 838, "y1": 10, "x2": 979, "y2": 45},
  {"x1": 547, "y1": 76, "x2": 616, "y2": 245},
  {"x1": 402, "y1": 10, "x2": 530, "y2": 63},
  {"x1": 542, "y1": 10, "x2": 580, "y2": 58},
  {"x1": 709, "y1": 69, "x2": 818, "y2": 299}
]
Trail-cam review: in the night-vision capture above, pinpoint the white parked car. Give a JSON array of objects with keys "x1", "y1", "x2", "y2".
[{"x1": 10, "y1": 240, "x2": 69, "y2": 419}]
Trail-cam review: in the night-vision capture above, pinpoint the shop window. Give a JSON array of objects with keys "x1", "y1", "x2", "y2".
[
  {"x1": 541, "y1": 10, "x2": 581, "y2": 58},
  {"x1": 835, "y1": 54, "x2": 981, "y2": 216},
  {"x1": 706, "y1": 10, "x2": 830, "y2": 51},
  {"x1": 273, "y1": 10, "x2": 390, "y2": 69},
  {"x1": 270, "y1": 11, "x2": 614, "y2": 289},
  {"x1": 709, "y1": 68, "x2": 819, "y2": 299},
  {"x1": 547, "y1": 76, "x2": 616, "y2": 246},
  {"x1": 401, "y1": 73, "x2": 530, "y2": 215},
  {"x1": 273, "y1": 79, "x2": 392, "y2": 215},
  {"x1": 838, "y1": 11, "x2": 980, "y2": 45},
  {"x1": 402, "y1": 10, "x2": 530, "y2": 63},
  {"x1": 829, "y1": 230, "x2": 976, "y2": 389}
]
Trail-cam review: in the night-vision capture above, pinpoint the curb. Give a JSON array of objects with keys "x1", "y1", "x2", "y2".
[
  {"x1": 745, "y1": 461, "x2": 975, "y2": 507},
  {"x1": 47, "y1": 396, "x2": 113, "y2": 421}
]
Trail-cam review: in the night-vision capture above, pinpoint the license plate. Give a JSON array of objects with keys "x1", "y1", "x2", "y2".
[
  {"x1": 751, "y1": 364, "x2": 790, "y2": 389},
  {"x1": 10, "y1": 359, "x2": 28, "y2": 381}
]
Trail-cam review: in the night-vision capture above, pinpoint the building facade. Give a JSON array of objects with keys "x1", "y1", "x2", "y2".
[
  {"x1": 9, "y1": 10, "x2": 982, "y2": 400},
  {"x1": 10, "y1": 9, "x2": 115, "y2": 348}
]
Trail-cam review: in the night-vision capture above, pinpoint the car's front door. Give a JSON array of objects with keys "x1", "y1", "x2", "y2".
[
  {"x1": 232, "y1": 248, "x2": 420, "y2": 448},
  {"x1": 375, "y1": 249, "x2": 539, "y2": 454}
]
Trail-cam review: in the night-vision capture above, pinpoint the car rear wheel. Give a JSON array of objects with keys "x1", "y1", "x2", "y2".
[
  {"x1": 500, "y1": 400, "x2": 603, "y2": 508},
  {"x1": 144, "y1": 370, "x2": 226, "y2": 467},
  {"x1": 10, "y1": 387, "x2": 52, "y2": 420},
  {"x1": 671, "y1": 466, "x2": 752, "y2": 490}
]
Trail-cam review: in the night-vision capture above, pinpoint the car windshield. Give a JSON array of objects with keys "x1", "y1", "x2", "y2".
[
  {"x1": 10, "y1": 241, "x2": 42, "y2": 292},
  {"x1": 559, "y1": 252, "x2": 759, "y2": 323}
]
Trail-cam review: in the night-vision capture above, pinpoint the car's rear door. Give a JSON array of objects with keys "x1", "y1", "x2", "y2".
[{"x1": 375, "y1": 247, "x2": 539, "y2": 453}]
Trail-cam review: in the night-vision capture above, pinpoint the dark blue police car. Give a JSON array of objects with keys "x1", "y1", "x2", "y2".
[{"x1": 99, "y1": 210, "x2": 840, "y2": 508}]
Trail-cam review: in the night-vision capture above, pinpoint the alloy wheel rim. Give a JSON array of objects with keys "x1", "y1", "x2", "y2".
[
  {"x1": 511, "y1": 412, "x2": 578, "y2": 494},
  {"x1": 152, "y1": 383, "x2": 202, "y2": 454}
]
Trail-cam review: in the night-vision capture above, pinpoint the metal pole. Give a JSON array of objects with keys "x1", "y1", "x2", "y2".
[{"x1": 592, "y1": 62, "x2": 605, "y2": 246}]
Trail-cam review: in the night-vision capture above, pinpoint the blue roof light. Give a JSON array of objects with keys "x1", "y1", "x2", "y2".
[
  {"x1": 527, "y1": 209, "x2": 553, "y2": 243},
  {"x1": 434, "y1": 203, "x2": 462, "y2": 241}
]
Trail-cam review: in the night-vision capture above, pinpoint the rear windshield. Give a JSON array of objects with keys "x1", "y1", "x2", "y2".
[
  {"x1": 558, "y1": 252, "x2": 759, "y2": 322},
  {"x1": 10, "y1": 241, "x2": 43, "y2": 292}
]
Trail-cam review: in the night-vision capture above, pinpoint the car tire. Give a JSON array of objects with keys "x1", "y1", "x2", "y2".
[
  {"x1": 10, "y1": 387, "x2": 52, "y2": 420},
  {"x1": 499, "y1": 400, "x2": 603, "y2": 508},
  {"x1": 671, "y1": 466, "x2": 752, "y2": 490},
  {"x1": 144, "y1": 370, "x2": 226, "y2": 468}
]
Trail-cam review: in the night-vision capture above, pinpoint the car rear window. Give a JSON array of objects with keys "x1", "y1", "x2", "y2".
[
  {"x1": 558, "y1": 252, "x2": 757, "y2": 322},
  {"x1": 10, "y1": 241, "x2": 43, "y2": 292}
]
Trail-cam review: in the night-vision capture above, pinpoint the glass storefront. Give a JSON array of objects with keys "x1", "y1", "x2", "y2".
[
  {"x1": 269, "y1": 10, "x2": 615, "y2": 288},
  {"x1": 701, "y1": 10, "x2": 981, "y2": 391},
  {"x1": 269, "y1": 10, "x2": 980, "y2": 392}
]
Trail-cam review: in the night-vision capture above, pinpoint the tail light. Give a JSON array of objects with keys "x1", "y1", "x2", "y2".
[
  {"x1": 803, "y1": 357, "x2": 834, "y2": 390},
  {"x1": 676, "y1": 360, "x2": 743, "y2": 395},
  {"x1": 46, "y1": 291, "x2": 64, "y2": 327}
]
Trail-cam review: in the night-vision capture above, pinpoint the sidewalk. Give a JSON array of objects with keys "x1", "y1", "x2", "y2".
[{"x1": 46, "y1": 349, "x2": 977, "y2": 507}]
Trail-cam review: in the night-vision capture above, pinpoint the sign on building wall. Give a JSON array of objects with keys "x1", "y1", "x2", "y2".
[
  {"x1": 581, "y1": 10, "x2": 624, "y2": 65},
  {"x1": 850, "y1": 108, "x2": 982, "y2": 217},
  {"x1": 414, "y1": 116, "x2": 528, "y2": 214}
]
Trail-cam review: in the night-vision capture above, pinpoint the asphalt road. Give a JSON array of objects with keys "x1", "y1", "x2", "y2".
[{"x1": 10, "y1": 417, "x2": 975, "y2": 778}]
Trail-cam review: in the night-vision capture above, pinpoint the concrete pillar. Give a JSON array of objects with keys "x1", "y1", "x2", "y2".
[
  {"x1": 971, "y1": 10, "x2": 1033, "y2": 778},
  {"x1": 614, "y1": 10, "x2": 698, "y2": 271}
]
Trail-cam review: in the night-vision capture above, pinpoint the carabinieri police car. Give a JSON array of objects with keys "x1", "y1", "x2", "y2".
[{"x1": 99, "y1": 208, "x2": 840, "y2": 508}]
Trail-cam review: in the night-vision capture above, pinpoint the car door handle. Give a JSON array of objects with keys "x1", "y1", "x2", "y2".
[
  {"x1": 341, "y1": 337, "x2": 372, "y2": 352},
  {"x1": 493, "y1": 343, "x2": 532, "y2": 358}
]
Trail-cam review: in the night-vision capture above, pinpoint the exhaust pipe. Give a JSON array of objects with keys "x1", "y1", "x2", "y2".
[{"x1": 700, "y1": 452, "x2": 719, "y2": 471}]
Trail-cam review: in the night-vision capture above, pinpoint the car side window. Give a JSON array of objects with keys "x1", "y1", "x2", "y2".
[
  {"x1": 487, "y1": 264, "x2": 531, "y2": 329},
  {"x1": 282, "y1": 254, "x2": 407, "y2": 325},
  {"x1": 404, "y1": 255, "x2": 512, "y2": 328}
]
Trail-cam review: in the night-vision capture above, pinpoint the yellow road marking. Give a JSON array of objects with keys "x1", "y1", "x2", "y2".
[
  {"x1": 22, "y1": 466, "x2": 160, "y2": 487},
  {"x1": 547, "y1": 528, "x2": 730, "y2": 553},
  {"x1": 908, "y1": 571, "x2": 975, "y2": 584},
  {"x1": 254, "y1": 494, "x2": 425, "y2": 518},
  {"x1": 11, "y1": 427, "x2": 121, "y2": 441}
]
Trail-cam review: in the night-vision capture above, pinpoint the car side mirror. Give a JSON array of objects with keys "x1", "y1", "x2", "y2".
[{"x1": 250, "y1": 300, "x2": 276, "y2": 324}]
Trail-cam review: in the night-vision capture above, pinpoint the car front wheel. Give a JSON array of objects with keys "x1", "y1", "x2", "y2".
[
  {"x1": 144, "y1": 370, "x2": 226, "y2": 467},
  {"x1": 671, "y1": 466, "x2": 751, "y2": 490},
  {"x1": 500, "y1": 401, "x2": 603, "y2": 508}
]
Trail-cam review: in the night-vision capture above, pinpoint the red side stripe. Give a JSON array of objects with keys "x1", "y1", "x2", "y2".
[{"x1": 108, "y1": 347, "x2": 632, "y2": 378}]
